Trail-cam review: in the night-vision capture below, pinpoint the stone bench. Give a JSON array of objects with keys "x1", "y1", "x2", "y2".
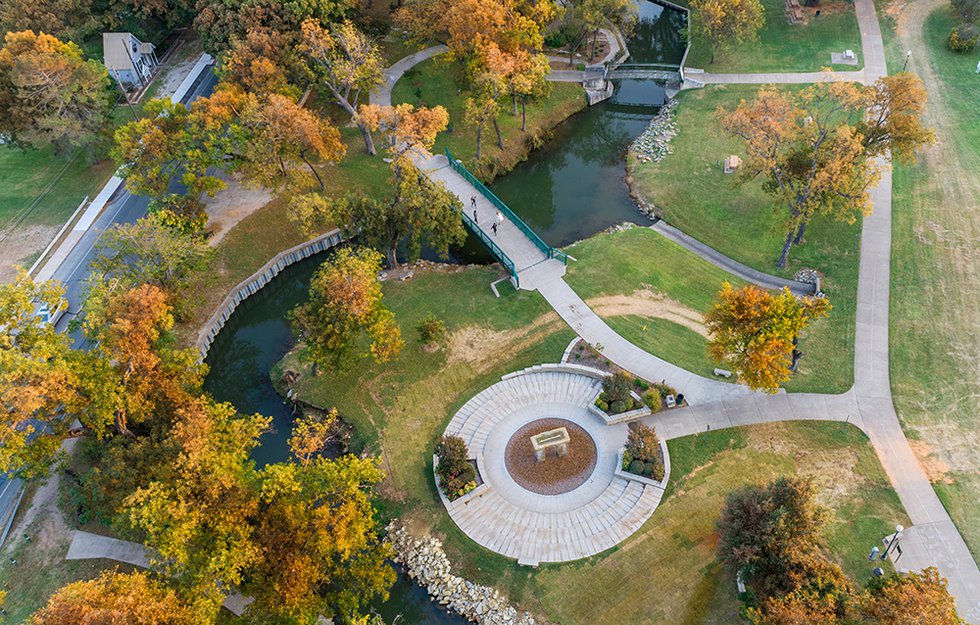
[{"x1": 713, "y1": 368, "x2": 733, "y2": 378}]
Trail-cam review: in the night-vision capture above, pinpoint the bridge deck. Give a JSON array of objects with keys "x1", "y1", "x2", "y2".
[{"x1": 415, "y1": 152, "x2": 566, "y2": 289}]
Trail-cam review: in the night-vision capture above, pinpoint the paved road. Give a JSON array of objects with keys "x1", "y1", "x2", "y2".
[
  {"x1": 0, "y1": 63, "x2": 220, "y2": 550},
  {"x1": 52, "y1": 68, "x2": 220, "y2": 339}
]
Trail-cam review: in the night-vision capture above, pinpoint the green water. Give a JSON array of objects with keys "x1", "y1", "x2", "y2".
[{"x1": 202, "y1": 3, "x2": 686, "y2": 620}]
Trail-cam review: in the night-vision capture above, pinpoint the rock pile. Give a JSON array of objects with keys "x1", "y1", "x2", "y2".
[
  {"x1": 629, "y1": 99, "x2": 678, "y2": 164},
  {"x1": 795, "y1": 268, "x2": 820, "y2": 285},
  {"x1": 387, "y1": 523, "x2": 537, "y2": 625}
]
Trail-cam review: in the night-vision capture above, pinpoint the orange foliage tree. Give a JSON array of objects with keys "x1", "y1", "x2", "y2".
[
  {"x1": 291, "y1": 246, "x2": 403, "y2": 371},
  {"x1": 721, "y1": 78, "x2": 933, "y2": 268},
  {"x1": 28, "y1": 571, "x2": 195, "y2": 625},
  {"x1": 705, "y1": 283, "x2": 830, "y2": 393}
]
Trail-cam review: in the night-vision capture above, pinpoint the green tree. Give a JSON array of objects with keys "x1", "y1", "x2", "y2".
[
  {"x1": 89, "y1": 214, "x2": 213, "y2": 311},
  {"x1": 0, "y1": 0, "x2": 100, "y2": 43},
  {"x1": 194, "y1": 0, "x2": 352, "y2": 56},
  {"x1": 0, "y1": 30, "x2": 113, "y2": 154},
  {"x1": 0, "y1": 273, "x2": 78, "y2": 478},
  {"x1": 28, "y1": 571, "x2": 196, "y2": 625},
  {"x1": 575, "y1": 0, "x2": 637, "y2": 61},
  {"x1": 291, "y1": 247, "x2": 403, "y2": 371},
  {"x1": 112, "y1": 98, "x2": 227, "y2": 198},
  {"x1": 690, "y1": 0, "x2": 764, "y2": 64},
  {"x1": 717, "y1": 476, "x2": 842, "y2": 598}
]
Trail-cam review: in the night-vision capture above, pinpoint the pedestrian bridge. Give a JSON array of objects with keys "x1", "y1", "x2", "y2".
[
  {"x1": 605, "y1": 63, "x2": 682, "y2": 82},
  {"x1": 414, "y1": 149, "x2": 568, "y2": 290}
]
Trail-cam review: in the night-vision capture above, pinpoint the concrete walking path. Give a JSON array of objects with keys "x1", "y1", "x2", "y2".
[
  {"x1": 66, "y1": 530, "x2": 253, "y2": 616},
  {"x1": 650, "y1": 220, "x2": 816, "y2": 295},
  {"x1": 698, "y1": 70, "x2": 866, "y2": 84},
  {"x1": 370, "y1": 44, "x2": 448, "y2": 107},
  {"x1": 375, "y1": 18, "x2": 980, "y2": 618}
]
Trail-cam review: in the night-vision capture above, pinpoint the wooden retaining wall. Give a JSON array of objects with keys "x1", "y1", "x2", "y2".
[{"x1": 195, "y1": 229, "x2": 345, "y2": 359}]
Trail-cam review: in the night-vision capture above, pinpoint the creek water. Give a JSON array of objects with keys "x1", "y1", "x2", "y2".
[{"x1": 202, "y1": 3, "x2": 686, "y2": 621}]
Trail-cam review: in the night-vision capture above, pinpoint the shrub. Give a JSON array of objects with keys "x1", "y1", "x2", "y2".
[
  {"x1": 650, "y1": 460, "x2": 665, "y2": 481},
  {"x1": 643, "y1": 390, "x2": 663, "y2": 412},
  {"x1": 622, "y1": 450, "x2": 633, "y2": 469},
  {"x1": 416, "y1": 313, "x2": 446, "y2": 345},
  {"x1": 436, "y1": 435, "x2": 475, "y2": 499},
  {"x1": 595, "y1": 398, "x2": 609, "y2": 412},
  {"x1": 603, "y1": 371, "x2": 634, "y2": 406},
  {"x1": 653, "y1": 381, "x2": 678, "y2": 397},
  {"x1": 949, "y1": 24, "x2": 978, "y2": 52},
  {"x1": 626, "y1": 423, "x2": 661, "y2": 464},
  {"x1": 634, "y1": 378, "x2": 649, "y2": 390},
  {"x1": 629, "y1": 459, "x2": 645, "y2": 475},
  {"x1": 609, "y1": 399, "x2": 628, "y2": 414}
]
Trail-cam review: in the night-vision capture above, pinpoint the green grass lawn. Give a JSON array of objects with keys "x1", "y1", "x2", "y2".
[
  {"x1": 683, "y1": 0, "x2": 864, "y2": 72},
  {"x1": 887, "y1": 5, "x2": 980, "y2": 562},
  {"x1": 563, "y1": 226, "x2": 851, "y2": 393},
  {"x1": 0, "y1": 146, "x2": 118, "y2": 232},
  {"x1": 627, "y1": 86, "x2": 859, "y2": 393},
  {"x1": 275, "y1": 255, "x2": 908, "y2": 625},
  {"x1": 391, "y1": 57, "x2": 587, "y2": 176}
]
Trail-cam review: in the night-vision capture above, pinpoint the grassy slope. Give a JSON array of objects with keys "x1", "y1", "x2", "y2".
[
  {"x1": 683, "y1": 0, "x2": 863, "y2": 72},
  {"x1": 532, "y1": 422, "x2": 907, "y2": 625},
  {"x1": 887, "y1": 5, "x2": 980, "y2": 561},
  {"x1": 564, "y1": 226, "x2": 851, "y2": 393},
  {"x1": 391, "y1": 57, "x2": 587, "y2": 174}
]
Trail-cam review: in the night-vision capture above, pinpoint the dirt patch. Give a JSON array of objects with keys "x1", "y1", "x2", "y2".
[
  {"x1": 587, "y1": 288, "x2": 709, "y2": 337},
  {"x1": 6, "y1": 439, "x2": 77, "y2": 561},
  {"x1": 204, "y1": 175, "x2": 275, "y2": 246},
  {"x1": 0, "y1": 224, "x2": 59, "y2": 283},
  {"x1": 908, "y1": 439, "x2": 953, "y2": 483},
  {"x1": 447, "y1": 312, "x2": 561, "y2": 373}
]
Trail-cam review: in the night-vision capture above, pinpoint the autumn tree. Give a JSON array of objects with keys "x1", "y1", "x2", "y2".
[
  {"x1": 690, "y1": 0, "x2": 764, "y2": 64},
  {"x1": 289, "y1": 409, "x2": 338, "y2": 464},
  {"x1": 717, "y1": 476, "x2": 847, "y2": 599},
  {"x1": 860, "y1": 568, "x2": 964, "y2": 625},
  {"x1": 237, "y1": 91, "x2": 346, "y2": 190},
  {"x1": 0, "y1": 30, "x2": 113, "y2": 154},
  {"x1": 89, "y1": 214, "x2": 213, "y2": 310},
  {"x1": 292, "y1": 104, "x2": 464, "y2": 268},
  {"x1": 507, "y1": 48, "x2": 551, "y2": 131},
  {"x1": 123, "y1": 397, "x2": 268, "y2": 620},
  {"x1": 112, "y1": 98, "x2": 228, "y2": 198},
  {"x1": 575, "y1": 0, "x2": 638, "y2": 61},
  {"x1": 721, "y1": 80, "x2": 933, "y2": 267},
  {"x1": 0, "y1": 273, "x2": 78, "y2": 478},
  {"x1": 290, "y1": 247, "x2": 402, "y2": 371},
  {"x1": 222, "y1": 27, "x2": 307, "y2": 97},
  {"x1": 28, "y1": 571, "x2": 196, "y2": 625},
  {"x1": 79, "y1": 284, "x2": 205, "y2": 437},
  {"x1": 705, "y1": 283, "x2": 829, "y2": 393},
  {"x1": 246, "y1": 455, "x2": 395, "y2": 623},
  {"x1": 302, "y1": 18, "x2": 385, "y2": 155},
  {"x1": 465, "y1": 94, "x2": 501, "y2": 159},
  {"x1": 194, "y1": 0, "x2": 352, "y2": 56}
]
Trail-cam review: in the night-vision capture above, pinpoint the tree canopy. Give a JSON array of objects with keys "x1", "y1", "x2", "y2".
[
  {"x1": 705, "y1": 283, "x2": 830, "y2": 393},
  {"x1": 690, "y1": 0, "x2": 764, "y2": 63},
  {"x1": 0, "y1": 30, "x2": 113, "y2": 154}
]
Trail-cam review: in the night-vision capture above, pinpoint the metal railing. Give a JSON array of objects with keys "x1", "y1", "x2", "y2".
[
  {"x1": 460, "y1": 209, "x2": 519, "y2": 288},
  {"x1": 445, "y1": 149, "x2": 567, "y2": 266}
]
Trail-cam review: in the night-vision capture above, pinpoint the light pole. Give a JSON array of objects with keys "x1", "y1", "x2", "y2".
[
  {"x1": 881, "y1": 524, "x2": 904, "y2": 560},
  {"x1": 903, "y1": 50, "x2": 912, "y2": 71}
]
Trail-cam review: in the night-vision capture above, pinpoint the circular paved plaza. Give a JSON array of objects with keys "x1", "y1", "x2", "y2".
[{"x1": 438, "y1": 365, "x2": 670, "y2": 566}]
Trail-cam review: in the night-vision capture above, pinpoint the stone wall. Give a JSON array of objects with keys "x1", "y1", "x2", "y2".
[
  {"x1": 387, "y1": 523, "x2": 537, "y2": 625},
  {"x1": 195, "y1": 229, "x2": 345, "y2": 359}
]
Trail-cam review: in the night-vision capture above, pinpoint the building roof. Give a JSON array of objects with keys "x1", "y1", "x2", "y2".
[{"x1": 103, "y1": 32, "x2": 142, "y2": 70}]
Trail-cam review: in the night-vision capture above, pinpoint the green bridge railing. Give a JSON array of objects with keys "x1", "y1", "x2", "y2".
[
  {"x1": 460, "y1": 209, "x2": 520, "y2": 288},
  {"x1": 446, "y1": 149, "x2": 568, "y2": 266}
]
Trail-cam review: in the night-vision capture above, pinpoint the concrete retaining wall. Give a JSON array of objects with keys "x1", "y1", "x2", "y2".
[{"x1": 195, "y1": 229, "x2": 345, "y2": 359}]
